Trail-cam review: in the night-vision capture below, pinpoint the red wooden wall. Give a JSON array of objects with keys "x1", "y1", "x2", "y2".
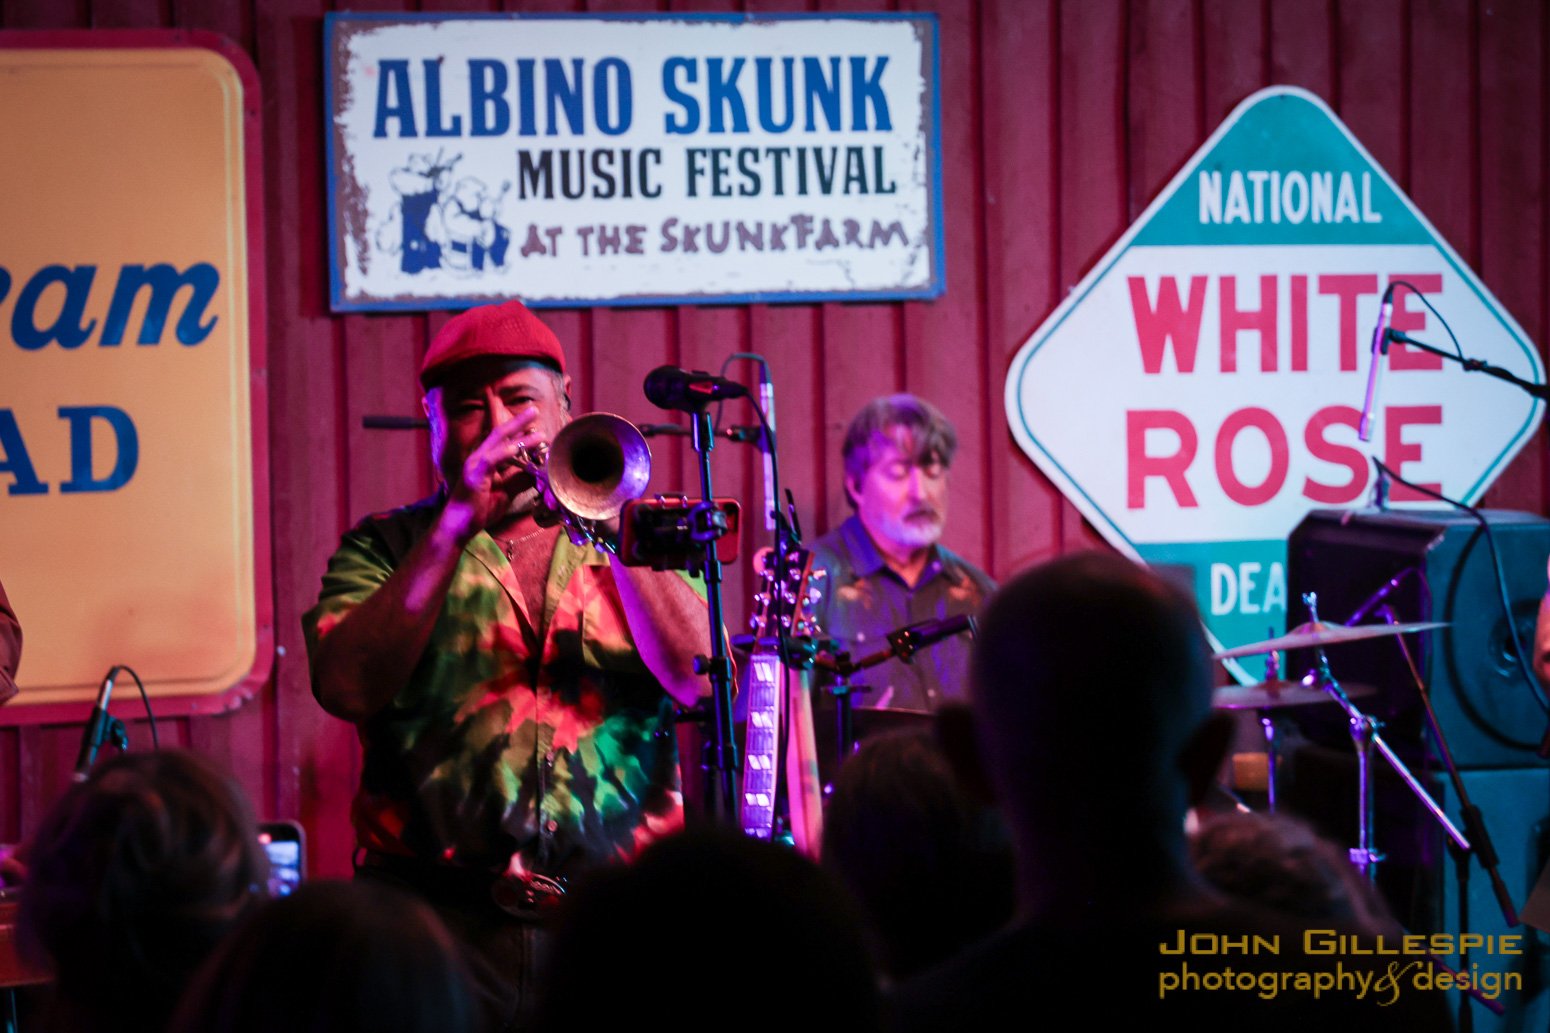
[{"x1": 2, "y1": 0, "x2": 1547, "y2": 879}]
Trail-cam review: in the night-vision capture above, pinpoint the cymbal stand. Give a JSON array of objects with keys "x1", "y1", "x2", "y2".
[
  {"x1": 1364, "y1": 600, "x2": 1518, "y2": 1033},
  {"x1": 811, "y1": 616, "x2": 977, "y2": 769},
  {"x1": 1258, "y1": 644, "x2": 1282, "y2": 813},
  {"x1": 810, "y1": 647, "x2": 869, "y2": 775},
  {"x1": 1301, "y1": 592, "x2": 1468, "y2": 879}
]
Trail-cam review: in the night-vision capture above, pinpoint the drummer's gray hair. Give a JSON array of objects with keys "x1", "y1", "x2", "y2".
[{"x1": 841, "y1": 394, "x2": 958, "y2": 496}]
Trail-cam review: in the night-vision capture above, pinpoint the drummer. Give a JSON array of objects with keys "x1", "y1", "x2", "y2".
[{"x1": 808, "y1": 395, "x2": 996, "y2": 712}]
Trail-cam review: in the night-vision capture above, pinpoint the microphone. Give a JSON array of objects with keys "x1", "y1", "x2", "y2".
[
  {"x1": 886, "y1": 614, "x2": 977, "y2": 662},
  {"x1": 759, "y1": 373, "x2": 776, "y2": 531},
  {"x1": 1358, "y1": 284, "x2": 1396, "y2": 442},
  {"x1": 643, "y1": 366, "x2": 749, "y2": 412},
  {"x1": 73, "y1": 666, "x2": 120, "y2": 781},
  {"x1": 1345, "y1": 565, "x2": 1418, "y2": 625}
]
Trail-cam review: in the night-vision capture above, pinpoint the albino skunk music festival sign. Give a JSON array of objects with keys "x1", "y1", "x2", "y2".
[
  {"x1": 325, "y1": 13, "x2": 943, "y2": 311},
  {"x1": 1005, "y1": 87, "x2": 1544, "y2": 677}
]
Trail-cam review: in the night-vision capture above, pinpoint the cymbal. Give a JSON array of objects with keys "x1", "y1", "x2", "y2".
[
  {"x1": 1212, "y1": 679, "x2": 1377, "y2": 711},
  {"x1": 1213, "y1": 620, "x2": 1448, "y2": 660},
  {"x1": 849, "y1": 706, "x2": 936, "y2": 737},
  {"x1": 811, "y1": 706, "x2": 937, "y2": 789}
]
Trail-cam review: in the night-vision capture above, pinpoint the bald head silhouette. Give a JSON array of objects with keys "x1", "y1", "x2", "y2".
[
  {"x1": 969, "y1": 551, "x2": 1229, "y2": 917},
  {"x1": 899, "y1": 553, "x2": 1452, "y2": 1030}
]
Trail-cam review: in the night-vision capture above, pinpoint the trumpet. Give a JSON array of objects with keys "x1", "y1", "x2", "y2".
[{"x1": 513, "y1": 413, "x2": 652, "y2": 549}]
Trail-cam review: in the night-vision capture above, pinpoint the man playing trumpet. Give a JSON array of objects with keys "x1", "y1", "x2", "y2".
[{"x1": 304, "y1": 299, "x2": 709, "y2": 1030}]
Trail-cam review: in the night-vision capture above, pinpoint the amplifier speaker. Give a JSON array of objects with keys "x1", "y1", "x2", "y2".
[
  {"x1": 1286, "y1": 509, "x2": 1550, "y2": 770},
  {"x1": 1280, "y1": 721, "x2": 1550, "y2": 1030},
  {"x1": 1283, "y1": 510, "x2": 1550, "y2": 1029},
  {"x1": 1436, "y1": 767, "x2": 1550, "y2": 1030}
]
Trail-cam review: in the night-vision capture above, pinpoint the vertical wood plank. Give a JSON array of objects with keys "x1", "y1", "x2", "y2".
[
  {"x1": 1052, "y1": 0, "x2": 1122, "y2": 554},
  {"x1": 1128, "y1": 0, "x2": 1200, "y2": 213},
  {"x1": 344, "y1": 313, "x2": 432, "y2": 520},
  {"x1": 257, "y1": 0, "x2": 358, "y2": 877},
  {"x1": 981, "y1": 0, "x2": 1064, "y2": 577},
  {"x1": 1410, "y1": 0, "x2": 1475, "y2": 260},
  {"x1": 33, "y1": 726, "x2": 89, "y2": 819},
  {"x1": 0, "y1": 0, "x2": 90, "y2": 28},
  {"x1": 1269, "y1": 0, "x2": 1335, "y2": 101},
  {"x1": 0, "y1": 728, "x2": 24, "y2": 842},
  {"x1": 746, "y1": 0, "x2": 823, "y2": 565},
  {"x1": 1201, "y1": 0, "x2": 1268, "y2": 123},
  {"x1": 177, "y1": 0, "x2": 252, "y2": 52},
  {"x1": 15, "y1": 727, "x2": 46, "y2": 834},
  {"x1": 897, "y1": 0, "x2": 992, "y2": 575},
  {"x1": 815, "y1": 0, "x2": 901, "y2": 537},
  {"x1": 87, "y1": 0, "x2": 168, "y2": 28},
  {"x1": 1477, "y1": 0, "x2": 1547, "y2": 509},
  {"x1": 1336, "y1": 0, "x2": 1406, "y2": 183}
]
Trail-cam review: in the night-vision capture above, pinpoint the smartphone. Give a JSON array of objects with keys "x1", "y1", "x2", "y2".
[{"x1": 257, "y1": 820, "x2": 306, "y2": 898}]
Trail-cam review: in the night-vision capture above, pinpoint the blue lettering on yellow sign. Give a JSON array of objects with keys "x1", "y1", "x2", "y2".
[
  {"x1": 0, "y1": 410, "x2": 46, "y2": 495},
  {"x1": 59, "y1": 406, "x2": 138, "y2": 492},
  {"x1": 0, "y1": 263, "x2": 220, "y2": 348},
  {"x1": 0, "y1": 406, "x2": 139, "y2": 495}
]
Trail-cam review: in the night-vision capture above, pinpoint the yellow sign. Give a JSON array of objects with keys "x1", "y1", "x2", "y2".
[{"x1": 0, "y1": 38, "x2": 266, "y2": 711}]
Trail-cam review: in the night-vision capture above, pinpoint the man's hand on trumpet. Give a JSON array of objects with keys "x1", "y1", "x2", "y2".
[
  {"x1": 444, "y1": 403, "x2": 546, "y2": 541},
  {"x1": 424, "y1": 356, "x2": 574, "y2": 545}
]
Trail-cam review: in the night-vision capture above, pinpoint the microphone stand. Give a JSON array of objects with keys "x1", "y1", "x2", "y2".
[
  {"x1": 1344, "y1": 580, "x2": 1519, "y2": 1032},
  {"x1": 685, "y1": 407, "x2": 739, "y2": 824},
  {"x1": 1366, "y1": 594, "x2": 1518, "y2": 925},
  {"x1": 1372, "y1": 331, "x2": 1550, "y2": 765},
  {"x1": 1384, "y1": 329, "x2": 1550, "y2": 401},
  {"x1": 1335, "y1": 578, "x2": 1517, "y2": 1031},
  {"x1": 812, "y1": 617, "x2": 977, "y2": 769},
  {"x1": 73, "y1": 664, "x2": 152, "y2": 780},
  {"x1": 650, "y1": 370, "x2": 788, "y2": 827}
]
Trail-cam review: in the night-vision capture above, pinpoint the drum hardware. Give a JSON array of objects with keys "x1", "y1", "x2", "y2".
[
  {"x1": 1259, "y1": 593, "x2": 1468, "y2": 877},
  {"x1": 812, "y1": 615, "x2": 977, "y2": 774},
  {"x1": 1214, "y1": 609, "x2": 1447, "y2": 815},
  {"x1": 1211, "y1": 595, "x2": 1461, "y2": 850},
  {"x1": 1212, "y1": 619, "x2": 1449, "y2": 660},
  {"x1": 1212, "y1": 677, "x2": 1377, "y2": 712},
  {"x1": 1214, "y1": 671, "x2": 1379, "y2": 815},
  {"x1": 1240, "y1": 573, "x2": 1518, "y2": 1022}
]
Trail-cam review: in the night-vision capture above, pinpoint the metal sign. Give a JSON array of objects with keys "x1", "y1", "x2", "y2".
[
  {"x1": 1004, "y1": 86, "x2": 1544, "y2": 675},
  {"x1": 0, "y1": 32, "x2": 270, "y2": 716},
  {"x1": 325, "y1": 13, "x2": 944, "y2": 311}
]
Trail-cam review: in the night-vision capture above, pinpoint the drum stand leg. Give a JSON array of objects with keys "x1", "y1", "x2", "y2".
[{"x1": 1258, "y1": 709, "x2": 1278, "y2": 813}]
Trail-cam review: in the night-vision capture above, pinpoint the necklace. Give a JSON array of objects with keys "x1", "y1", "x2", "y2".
[{"x1": 494, "y1": 527, "x2": 551, "y2": 561}]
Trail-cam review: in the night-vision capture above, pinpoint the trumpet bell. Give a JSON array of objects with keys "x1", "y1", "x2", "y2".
[{"x1": 547, "y1": 413, "x2": 652, "y2": 521}]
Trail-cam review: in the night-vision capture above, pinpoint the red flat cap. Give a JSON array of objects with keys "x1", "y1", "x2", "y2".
[{"x1": 420, "y1": 299, "x2": 567, "y2": 390}]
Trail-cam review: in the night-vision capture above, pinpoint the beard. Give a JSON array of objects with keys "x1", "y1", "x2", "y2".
[
  {"x1": 504, "y1": 485, "x2": 542, "y2": 517},
  {"x1": 881, "y1": 508, "x2": 944, "y2": 550}
]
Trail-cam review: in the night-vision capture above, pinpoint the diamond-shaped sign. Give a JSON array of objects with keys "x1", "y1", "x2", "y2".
[{"x1": 1004, "y1": 86, "x2": 1544, "y2": 676}]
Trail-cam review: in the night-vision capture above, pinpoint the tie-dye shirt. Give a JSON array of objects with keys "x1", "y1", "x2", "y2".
[{"x1": 304, "y1": 495, "x2": 691, "y2": 877}]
